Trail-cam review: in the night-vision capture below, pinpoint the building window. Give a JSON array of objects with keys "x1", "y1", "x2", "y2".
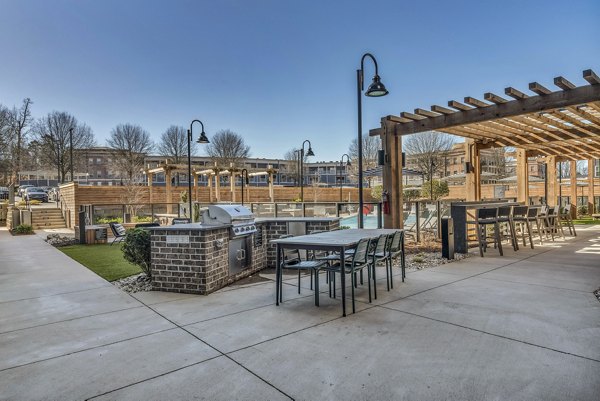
[
  {"x1": 595, "y1": 160, "x2": 600, "y2": 177},
  {"x1": 96, "y1": 158, "x2": 102, "y2": 163}
]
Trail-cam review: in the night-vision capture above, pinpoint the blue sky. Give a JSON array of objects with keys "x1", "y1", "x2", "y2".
[{"x1": 1, "y1": 0, "x2": 599, "y2": 162}]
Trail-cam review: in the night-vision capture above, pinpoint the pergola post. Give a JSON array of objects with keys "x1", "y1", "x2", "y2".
[
  {"x1": 230, "y1": 171, "x2": 236, "y2": 203},
  {"x1": 588, "y1": 159, "x2": 596, "y2": 214},
  {"x1": 570, "y1": 160, "x2": 578, "y2": 218},
  {"x1": 268, "y1": 170, "x2": 275, "y2": 202},
  {"x1": 382, "y1": 120, "x2": 403, "y2": 228},
  {"x1": 147, "y1": 171, "x2": 153, "y2": 204},
  {"x1": 464, "y1": 140, "x2": 481, "y2": 201},
  {"x1": 215, "y1": 173, "x2": 221, "y2": 202},
  {"x1": 516, "y1": 148, "x2": 529, "y2": 204},
  {"x1": 165, "y1": 168, "x2": 173, "y2": 214},
  {"x1": 207, "y1": 174, "x2": 213, "y2": 203},
  {"x1": 546, "y1": 156, "x2": 557, "y2": 206}
]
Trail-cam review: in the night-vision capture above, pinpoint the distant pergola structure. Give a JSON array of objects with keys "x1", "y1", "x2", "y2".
[
  {"x1": 145, "y1": 162, "x2": 277, "y2": 212},
  {"x1": 370, "y1": 69, "x2": 600, "y2": 228}
]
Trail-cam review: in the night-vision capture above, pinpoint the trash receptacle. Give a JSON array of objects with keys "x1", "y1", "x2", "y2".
[
  {"x1": 441, "y1": 217, "x2": 454, "y2": 260},
  {"x1": 79, "y1": 210, "x2": 86, "y2": 244}
]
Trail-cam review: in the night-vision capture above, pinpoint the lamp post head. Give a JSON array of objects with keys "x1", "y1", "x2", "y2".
[
  {"x1": 346, "y1": 160, "x2": 352, "y2": 167},
  {"x1": 365, "y1": 74, "x2": 389, "y2": 97},
  {"x1": 197, "y1": 131, "x2": 210, "y2": 144},
  {"x1": 306, "y1": 147, "x2": 315, "y2": 157}
]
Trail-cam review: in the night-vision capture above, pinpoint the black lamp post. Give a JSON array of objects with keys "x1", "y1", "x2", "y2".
[
  {"x1": 299, "y1": 139, "x2": 314, "y2": 202},
  {"x1": 187, "y1": 120, "x2": 210, "y2": 222},
  {"x1": 339, "y1": 154, "x2": 351, "y2": 201},
  {"x1": 69, "y1": 127, "x2": 74, "y2": 182},
  {"x1": 240, "y1": 168, "x2": 249, "y2": 205},
  {"x1": 357, "y1": 53, "x2": 389, "y2": 228}
]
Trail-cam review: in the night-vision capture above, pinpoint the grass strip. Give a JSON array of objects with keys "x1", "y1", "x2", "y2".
[{"x1": 59, "y1": 244, "x2": 141, "y2": 281}]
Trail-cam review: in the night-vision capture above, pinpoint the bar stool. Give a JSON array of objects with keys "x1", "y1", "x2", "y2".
[
  {"x1": 547, "y1": 206, "x2": 565, "y2": 240},
  {"x1": 497, "y1": 205, "x2": 518, "y2": 251},
  {"x1": 560, "y1": 204, "x2": 577, "y2": 236},
  {"x1": 467, "y1": 207, "x2": 503, "y2": 257},
  {"x1": 511, "y1": 205, "x2": 534, "y2": 249}
]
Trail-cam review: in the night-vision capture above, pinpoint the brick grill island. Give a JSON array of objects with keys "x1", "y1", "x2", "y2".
[{"x1": 149, "y1": 217, "x2": 339, "y2": 295}]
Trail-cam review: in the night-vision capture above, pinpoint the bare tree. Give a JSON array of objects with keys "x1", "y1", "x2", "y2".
[
  {"x1": 404, "y1": 131, "x2": 455, "y2": 181},
  {"x1": 107, "y1": 124, "x2": 154, "y2": 182},
  {"x1": 348, "y1": 134, "x2": 380, "y2": 186},
  {"x1": 10, "y1": 98, "x2": 33, "y2": 183},
  {"x1": 0, "y1": 105, "x2": 12, "y2": 184},
  {"x1": 157, "y1": 125, "x2": 191, "y2": 163},
  {"x1": 482, "y1": 147, "x2": 507, "y2": 178},
  {"x1": 283, "y1": 148, "x2": 302, "y2": 185},
  {"x1": 33, "y1": 111, "x2": 95, "y2": 183},
  {"x1": 205, "y1": 129, "x2": 250, "y2": 168}
]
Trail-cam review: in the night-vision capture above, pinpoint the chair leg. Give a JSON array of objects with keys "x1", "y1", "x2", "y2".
[
  {"x1": 314, "y1": 270, "x2": 319, "y2": 307},
  {"x1": 476, "y1": 222, "x2": 484, "y2": 257},
  {"x1": 389, "y1": 258, "x2": 394, "y2": 289},
  {"x1": 525, "y1": 220, "x2": 534, "y2": 249},
  {"x1": 372, "y1": 261, "x2": 378, "y2": 300},
  {"x1": 351, "y1": 271, "x2": 356, "y2": 314},
  {"x1": 494, "y1": 222, "x2": 503, "y2": 256},
  {"x1": 310, "y1": 270, "x2": 313, "y2": 290},
  {"x1": 535, "y1": 218, "x2": 543, "y2": 245},
  {"x1": 297, "y1": 270, "x2": 301, "y2": 294},
  {"x1": 367, "y1": 267, "x2": 372, "y2": 303},
  {"x1": 509, "y1": 220, "x2": 518, "y2": 251}
]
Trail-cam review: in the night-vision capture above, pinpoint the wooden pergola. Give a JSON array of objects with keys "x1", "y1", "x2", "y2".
[
  {"x1": 370, "y1": 69, "x2": 600, "y2": 228},
  {"x1": 145, "y1": 162, "x2": 277, "y2": 210}
]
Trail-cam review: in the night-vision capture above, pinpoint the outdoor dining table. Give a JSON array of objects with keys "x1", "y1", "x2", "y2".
[{"x1": 271, "y1": 228, "x2": 401, "y2": 317}]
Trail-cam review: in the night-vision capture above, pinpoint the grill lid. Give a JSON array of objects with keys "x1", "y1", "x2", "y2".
[{"x1": 202, "y1": 205, "x2": 254, "y2": 225}]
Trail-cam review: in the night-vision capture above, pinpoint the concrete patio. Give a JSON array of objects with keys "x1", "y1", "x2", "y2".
[{"x1": 1, "y1": 225, "x2": 599, "y2": 400}]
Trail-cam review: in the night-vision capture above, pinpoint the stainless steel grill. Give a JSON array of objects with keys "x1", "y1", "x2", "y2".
[{"x1": 201, "y1": 204, "x2": 257, "y2": 238}]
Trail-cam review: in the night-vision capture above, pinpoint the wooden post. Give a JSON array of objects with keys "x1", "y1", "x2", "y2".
[
  {"x1": 570, "y1": 160, "x2": 578, "y2": 218},
  {"x1": 193, "y1": 174, "x2": 199, "y2": 205},
  {"x1": 268, "y1": 171, "x2": 274, "y2": 202},
  {"x1": 382, "y1": 120, "x2": 403, "y2": 228},
  {"x1": 464, "y1": 140, "x2": 481, "y2": 201},
  {"x1": 147, "y1": 172, "x2": 153, "y2": 204},
  {"x1": 207, "y1": 174, "x2": 213, "y2": 203},
  {"x1": 230, "y1": 171, "x2": 236, "y2": 203},
  {"x1": 546, "y1": 156, "x2": 557, "y2": 206},
  {"x1": 165, "y1": 168, "x2": 173, "y2": 214},
  {"x1": 215, "y1": 172, "x2": 221, "y2": 202},
  {"x1": 588, "y1": 159, "x2": 596, "y2": 214},
  {"x1": 516, "y1": 148, "x2": 529, "y2": 204}
]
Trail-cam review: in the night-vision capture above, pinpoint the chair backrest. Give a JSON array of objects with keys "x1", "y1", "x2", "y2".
[
  {"x1": 540, "y1": 205, "x2": 548, "y2": 216},
  {"x1": 512, "y1": 205, "x2": 528, "y2": 218},
  {"x1": 498, "y1": 206, "x2": 512, "y2": 219},
  {"x1": 389, "y1": 230, "x2": 403, "y2": 252},
  {"x1": 527, "y1": 207, "x2": 539, "y2": 218},
  {"x1": 477, "y1": 207, "x2": 498, "y2": 220},
  {"x1": 352, "y1": 238, "x2": 371, "y2": 266},
  {"x1": 110, "y1": 222, "x2": 126, "y2": 237},
  {"x1": 374, "y1": 234, "x2": 388, "y2": 255},
  {"x1": 547, "y1": 206, "x2": 558, "y2": 217}
]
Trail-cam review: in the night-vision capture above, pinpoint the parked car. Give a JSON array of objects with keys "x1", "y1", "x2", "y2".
[
  {"x1": 0, "y1": 187, "x2": 8, "y2": 200},
  {"x1": 24, "y1": 187, "x2": 49, "y2": 202},
  {"x1": 17, "y1": 185, "x2": 34, "y2": 197},
  {"x1": 41, "y1": 186, "x2": 52, "y2": 193}
]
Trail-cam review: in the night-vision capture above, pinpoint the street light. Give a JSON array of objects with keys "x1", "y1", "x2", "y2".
[
  {"x1": 69, "y1": 127, "x2": 74, "y2": 182},
  {"x1": 240, "y1": 168, "x2": 249, "y2": 205},
  {"x1": 187, "y1": 119, "x2": 210, "y2": 222},
  {"x1": 357, "y1": 53, "x2": 389, "y2": 228},
  {"x1": 339, "y1": 154, "x2": 351, "y2": 201},
  {"x1": 299, "y1": 139, "x2": 314, "y2": 202}
]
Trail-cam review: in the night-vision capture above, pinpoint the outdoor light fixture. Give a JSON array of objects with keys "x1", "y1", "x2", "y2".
[
  {"x1": 188, "y1": 119, "x2": 209, "y2": 222},
  {"x1": 339, "y1": 153, "x2": 351, "y2": 201},
  {"x1": 299, "y1": 139, "x2": 314, "y2": 202},
  {"x1": 357, "y1": 52, "x2": 389, "y2": 228}
]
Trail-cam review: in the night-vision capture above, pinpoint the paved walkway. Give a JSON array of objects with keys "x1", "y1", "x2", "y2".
[{"x1": 1, "y1": 226, "x2": 599, "y2": 400}]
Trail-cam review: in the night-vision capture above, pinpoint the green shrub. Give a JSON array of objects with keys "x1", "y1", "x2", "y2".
[
  {"x1": 339, "y1": 225, "x2": 351, "y2": 230},
  {"x1": 133, "y1": 215, "x2": 152, "y2": 223},
  {"x1": 121, "y1": 228, "x2": 151, "y2": 277},
  {"x1": 13, "y1": 224, "x2": 34, "y2": 235},
  {"x1": 96, "y1": 216, "x2": 123, "y2": 224},
  {"x1": 578, "y1": 205, "x2": 588, "y2": 216}
]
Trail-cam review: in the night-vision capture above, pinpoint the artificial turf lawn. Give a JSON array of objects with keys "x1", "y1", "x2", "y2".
[
  {"x1": 572, "y1": 217, "x2": 600, "y2": 225},
  {"x1": 59, "y1": 244, "x2": 141, "y2": 282}
]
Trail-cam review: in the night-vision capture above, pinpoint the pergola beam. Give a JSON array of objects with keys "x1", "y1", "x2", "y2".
[{"x1": 392, "y1": 81, "x2": 600, "y2": 135}]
